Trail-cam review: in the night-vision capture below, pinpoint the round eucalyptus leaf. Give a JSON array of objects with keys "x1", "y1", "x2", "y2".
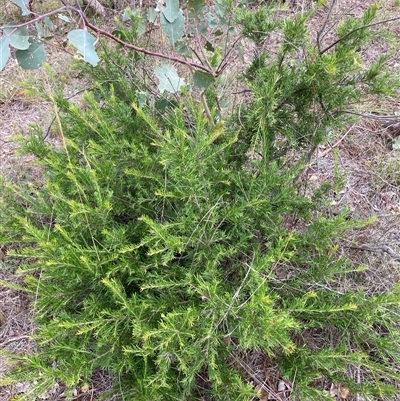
[
  {"x1": 10, "y1": 0, "x2": 31, "y2": 16},
  {"x1": 193, "y1": 71, "x2": 214, "y2": 90},
  {"x1": 4, "y1": 24, "x2": 30, "y2": 50},
  {"x1": 16, "y1": 40, "x2": 46, "y2": 70},
  {"x1": 160, "y1": 11, "x2": 184, "y2": 44},
  {"x1": 154, "y1": 64, "x2": 185, "y2": 93},
  {"x1": 67, "y1": 29, "x2": 100, "y2": 67}
]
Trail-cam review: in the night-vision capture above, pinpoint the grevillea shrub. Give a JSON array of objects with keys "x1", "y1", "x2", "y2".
[{"x1": 1, "y1": 3, "x2": 400, "y2": 400}]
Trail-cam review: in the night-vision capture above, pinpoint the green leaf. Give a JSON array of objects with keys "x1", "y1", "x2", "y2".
[
  {"x1": 155, "y1": 95, "x2": 178, "y2": 111},
  {"x1": 163, "y1": 0, "x2": 181, "y2": 23},
  {"x1": 220, "y1": 99, "x2": 230, "y2": 108},
  {"x1": 154, "y1": 64, "x2": 185, "y2": 93},
  {"x1": 138, "y1": 91, "x2": 148, "y2": 108},
  {"x1": 112, "y1": 29, "x2": 128, "y2": 41},
  {"x1": 122, "y1": 7, "x2": 133, "y2": 21},
  {"x1": 15, "y1": 40, "x2": 46, "y2": 69},
  {"x1": 147, "y1": 8, "x2": 158, "y2": 23},
  {"x1": 35, "y1": 22, "x2": 44, "y2": 39},
  {"x1": 0, "y1": 36, "x2": 11, "y2": 71},
  {"x1": 197, "y1": 23, "x2": 207, "y2": 35},
  {"x1": 214, "y1": 0, "x2": 226, "y2": 20},
  {"x1": 187, "y1": 0, "x2": 206, "y2": 18},
  {"x1": 4, "y1": 24, "x2": 30, "y2": 50},
  {"x1": 10, "y1": 0, "x2": 31, "y2": 16},
  {"x1": 160, "y1": 11, "x2": 184, "y2": 44},
  {"x1": 193, "y1": 71, "x2": 214, "y2": 90},
  {"x1": 207, "y1": 13, "x2": 218, "y2": 29},
  {"x1": 205, "y1": 41, "x2": 215, "y2": 52},
  {"x1": 137, "y1": 19, "x2": 147, "y2": 35},
  {"x1": 175, "y1": 41, "x2": 192, "y2": 56},
  {"x1": 44, "y1": 17, "x2": 54, "y2": 31},
  {"x1": 58, "y1": 14, "x2": 72, "y2": 23},
  {"x1": 67, "y1": 29, "x2": 100, "y2": 67}
]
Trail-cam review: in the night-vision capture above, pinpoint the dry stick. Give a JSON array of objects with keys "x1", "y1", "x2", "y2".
[
  {"x1": 345, "y1": 244, "x2": 400, "y2": 261},
  {"x1": 343, "y1": 110, "x2": 400, "y2": 121},
  {"x1": 356, "y1": 365, "x2": 361, "y2": 401},
  {"x1": 293, "y1": 125, "x2": 354, "y2": 185},
  {"x1": 84, "y1": 0, "x2": 106, "y2": 17},
  {"x1": 318, "y1": 124, "x2": 354, "y2": 158},
  {"x1": 200, "y1": 90, "x2": 214, "y2": 126},
  {"x1": 0, "y1": 335, "x2": 31, "y2": 347},
  {"x1": 0, "y1": 6, "x2": 215, "y2": 76}
]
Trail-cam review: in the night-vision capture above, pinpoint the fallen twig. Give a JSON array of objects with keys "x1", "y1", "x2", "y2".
[
  {"x1": 0, "y1": 335, "x2": 31, "y2": 347},
  {"x1": 343, "y1": 111, "x2": 400, "y2": 121},
  {"x1": 345, "y1": 244, "x2": 400, "y2": 261}
]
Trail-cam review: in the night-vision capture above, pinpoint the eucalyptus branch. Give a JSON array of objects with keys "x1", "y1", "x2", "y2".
[
  {"x1": 0, "y1": 6, "x2": 67, "y2": 31},
  {"x1": 320, "y1": 15, "x2": 400, "y2": 55},
  {"x1": 0, "y1": 5, "x2": 216, "y2": 76},
  {"x1": 215, "y1": 35, "x2": 242, "y2": 76},
  {"x1": 194, "y1": 22, "x2": 213, "y2": 71}
]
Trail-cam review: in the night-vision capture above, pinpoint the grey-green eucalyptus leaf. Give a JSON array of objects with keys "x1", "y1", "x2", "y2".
[
  {"x1": 67, "y1": 29, "x2": 100, "y2": 67},
  {"x1": 10, "y1": 0, "x2": 31, "y2": 16},
  {"x1": 193, "y1": 71, "x2": 214, "y2": 90},
  {"x1": 15, "y1": 40, "x2": 46, "y2": 69},
  {"x1": 154, "y1": 64, "x2": 185, "y2": 93},
  {"x1": 160, "y1": 11, "x2": 184, "y2": 44},
  {"x1": 163, "y1": 0, "x2": 181, "y2": 23},
  {"x1": 0, "y1": 36, "x2": 11, "y2": 71},
  {"x1": 4, "y1": 25, "x2": 30, "y2": 50}
]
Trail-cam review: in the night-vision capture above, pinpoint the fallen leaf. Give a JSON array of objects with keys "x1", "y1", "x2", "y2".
[
  {"x1": 338, "y1": 384, "x2": 350, "y2": 399},
  {"x1": 80, "y1": 384, "x2": 89, "y2": 393}
]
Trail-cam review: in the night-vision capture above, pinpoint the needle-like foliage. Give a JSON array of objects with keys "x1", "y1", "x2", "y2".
[{"x1": 1, "y1": 3, "x2": 400, "y2": 400}]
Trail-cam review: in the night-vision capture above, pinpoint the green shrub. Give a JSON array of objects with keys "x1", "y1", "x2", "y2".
[{"x1": 1, "y1": 3, "x2": 400, "y2": 400}]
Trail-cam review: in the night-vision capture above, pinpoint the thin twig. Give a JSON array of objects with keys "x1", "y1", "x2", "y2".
[
  {"x1": 215, "y1": 35, "x2": 242, "y2": 76},
  {"x1": 293, "y1": 124, "x2": 354, "y2": 185},
  {"x1": 194, "y1": 22, "x2": 213, "y2": 71},
  {"x1": 343, "y1": 110, "x2": 400, "y2": 121},
  {"x1": 316, "y1": 0, "x2": 337, "y2": 54},
  {"x1": 318, "y1": 124, "x2": 354, "y2": 158},
  {"x1": 0, "y1": 335, "x2": 31, "y2": 347},
  {"x1": 44, "y1": 87, "x2": 90, "y2": 140},
  {"x1": 320, "y1": 15, "x2": 400, "y2": 55},
  {"x1": 231, "y1": 89, "x2": 251, "y2": 95}
]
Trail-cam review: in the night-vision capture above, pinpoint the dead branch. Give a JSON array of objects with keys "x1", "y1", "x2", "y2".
[
  {"x1": 84, "y1": 0, "x2": 106, "y2": 17},
  {"x1": 345, "y1": 244, "x2": 400, "y2": 261}
]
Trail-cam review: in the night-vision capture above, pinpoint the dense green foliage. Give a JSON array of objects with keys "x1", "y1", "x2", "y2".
[{"x1": 1, "y1": 2, "x2": 400, "y2": 400}]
